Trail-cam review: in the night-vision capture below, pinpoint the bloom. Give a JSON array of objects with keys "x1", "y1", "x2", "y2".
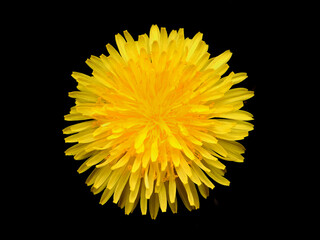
[{"x1": 63, "y1": 25, "x2": 254, "y2": 219}]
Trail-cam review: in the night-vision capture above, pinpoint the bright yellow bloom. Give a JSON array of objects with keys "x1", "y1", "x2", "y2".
[{"x1": 63, "y1": 25, "x2": 254, "y2": 219}]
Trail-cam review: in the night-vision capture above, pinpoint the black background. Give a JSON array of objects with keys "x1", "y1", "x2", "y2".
[
  {"x1": 29, "y1": 8, "x2": 291, "y2": 236},
  {"x1": 51, "y1": 22, "x2": 266, "y2": 232},
  {"x1": 7, "y1": 0, "x2": 316, "y2": 235}
]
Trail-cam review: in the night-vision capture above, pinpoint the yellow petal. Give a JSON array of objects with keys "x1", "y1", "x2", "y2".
[
  {"x1": 183, "y1": 183, "x2": 195, "y2": 206},
  {"x1": 106, "y1": 43, "x2": 124, "y2": 64},
  {"x1": 86, "y1": 150, "x2": 110, "y2": 167},
  {"x1": 167, "y1": 134, "x2": 182, "y2": 150},
  {"x1": 205, "y1": 142, "x2": 228, "y2": 157},
  {"x1": 219, "y1": 140, "x2": 245, "y2": 154},
  {"x1": 209, "y1": 104, "x2": 234, "y2": 114},
  {"x1": 169, "y1": 177, "x2": 176, "y2": 203},
  {"x1": 111, "y1": 152, "x2": 131, "y2": 170},
  {"x1": 137, "y1": 34, "x2": 149, "y2": 52},
  {"x1": 215, "y1": 129, "x2": 249, "y2": 141},
  {"x1": 134, "y1": 125, "x2": 150, "y2": 149},
  {"x1": 144, "y1": 166, "x2": 149, "y2": 189},
  {"x1": 178, "y1": 124, "x2": 189, "y2": 136},
  {"x1": 184, "y1": 182, "x2": 199, "y2": 208},
  {"x1": 202, "y1": 157, "x2": 226, "y2": 170},
  {"x1": 93, "y1": 122, "x2": 111, "y2": 136},
  {"x1": 100, "y1": 186, "x2": 115, "y2": 205},
  {"x1": 191, "y1": 130, "x2": 218, "y2": 144},
  {"x1": 159, "y1": 27, "x2": 168, "y2": 51},
  {"x1": 142, "y1": 147, "x2": 151, "y2": 168},
  {"x1": 151, "y1": 140, "x2": 159, "y2": 162},
  {"x1": 200, "y1": 92, "x2": 225, "y2": 103},
  {"x1": 176, "y1": 180, "x2": 193, "y2": 211},
  {"x1": 198, "y1": 184, "x2": 210, "y2": 199},
  {"x1": 208, "y1": 119, "x2": 236, "y2": 134},
  {"x1": 135, "y1": 143, "x2": 145, "y2": 154},
  {"x1": 190, "y1": 104, "x2": 210, "y2": 113},
  {"x1": 190, "y1": 163, "x2": 214, "y2": 189},
  {"x1": 232, "y1": 72, "x2": 248, "y2": 85},
  {"x1": 64, "y1": 113, "x2": 90, "y2": 121},
  {"x1": 179, "y1": 155, "x2": 193, "y2": 177},
  {"x1": 176, "y1": 165, "x2": 188, "y2": 184},
  {"x1": 224, "y1": 151, "x2": 244, "y2": 163},
  {"x1": 193, "y1": 157, "x2": 211, "y2": 172},
  {"x1": 149, "y1": 193, "x2": 160, "y2": 220},
  {"x1": 176, "y1": 136, "x2": 195, "y2": 160},
  {"x1": 93, "y1": 166, "x2": 112, "y2": 189},
  {"x1": 206, "y1": 167, "x2": 230, "y2": 186},
  {"x1": 86, "y1": 168, "x2": 98, "y2": 186},
  {"x1": 71, "y1": 72, "x2": 92, "y2": 85},
  {"x1": 64, "y1": 129, "x2": 95, "y2": 143},
  {"x1": 112, "y1": 127, "x2": 125, "y2": 134},
  {"x1": 131, "y1": 154, "x2": 142, "y2": 173},
  {"x1": 217, "y1": 88, "x2": 254, "y2": 104},
  {"x1": 73, "y1": 149, "x2": 92, "y2": 161},
  {"x1": 107, "y1": 132, "x2": 123, "y2": 140},
  {"x1": 115, "y1": 33, "x2": 129, "y2": 62},
  {"x1": 129, "y1": 168, "x2": 141, "y2": 191},
  {"x1": 77, "y1": 160, "x2": 92, "y2": 174},
  {"x1": 218, "y1": 110, "x2": 254, "y2": 120},
  {"x1": 160, "y1": 145, "x2": 168, "y2": 171},
  {"x1": 158, "y1": 183, "x2": 167, "y2": 212},
  {"x1": 140, "y1": 184, "x2": 147, "y2": 215},
  {"x1": 208, "y1": 50, "x2": 232, "y2": 70},
  {"x1": 113, "y1": 169, "x2": 130, "y2": 203},
  {"x1": 149, "y1": 24, "x2": 160, "y2": 44},
  {"x1": 146, "y1": 165, "x2": 155, "y2": 199},
  {"x1": 68, "y1": 91, "x2": 98, "y2": 103},
  {"x1": 187, "y1": 135, "x2": 203, "y2": 146},
  {"x1": 186, "y1": 32, "x2": 203, "y2": 61},
  {"x1": 195, "y1": 145, "x2": 215, "y2": 160},
  {"x1": 107, "y1": 167, "x2": 126, "y2": 190},
  {"x1": 129, "y1": 178, "x2": 141, "y2": 203},
  {"x1": 189, "y1": 168, "x2": 202, "y2": 186},
  {"x1": 65, "y1": 143, "x2": 87, "y2": 156},
  {"x1": 171, "y1": 149, "x2": 181, "y2": 167},
  {"x1": 233, "y1": 121, "x2": 254, "y2": 131}
]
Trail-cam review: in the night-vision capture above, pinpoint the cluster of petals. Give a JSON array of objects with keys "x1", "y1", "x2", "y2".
[{"x1": 63, "y1": 25, "x2": 254, "y2": 219}]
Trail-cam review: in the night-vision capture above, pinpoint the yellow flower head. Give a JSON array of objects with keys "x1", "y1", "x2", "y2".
[{"x1": 63, "y1": 25, "x2": 254, "y2": 219}]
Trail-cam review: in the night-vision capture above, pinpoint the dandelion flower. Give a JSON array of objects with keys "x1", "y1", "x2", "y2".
[{"x1": 63, "y1": 25, "x2": 254, "y2": 219}]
